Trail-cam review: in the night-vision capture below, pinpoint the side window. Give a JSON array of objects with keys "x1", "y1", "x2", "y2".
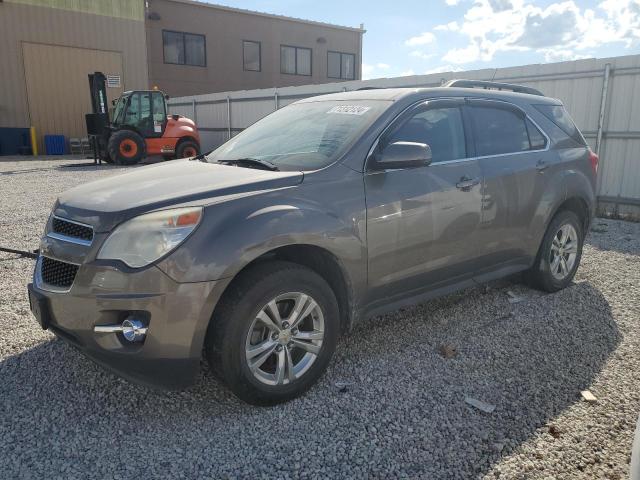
[
  {"x1": 386, "y1": 107, "x2": 466, "y2": 163},
  {"x1": 526, "y1": 118, "x2": 546, "y2": 150},
  {"x1": 124, "y1": 93, "x2": 152, "y2": 132},
  {"x1": 471, "y1": 106, "x2": 530, "y2": 156},
  {"x1": 152, "y1": 92, "x2": 166, "y2": 124}
]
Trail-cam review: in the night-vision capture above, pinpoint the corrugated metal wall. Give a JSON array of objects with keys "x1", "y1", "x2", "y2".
[
  {"x1": 169, "y1": 54, "x2": 640, "y2": 219},
  {"x1": 5, "y1": 0, "x2": 144, "y2": 20}
]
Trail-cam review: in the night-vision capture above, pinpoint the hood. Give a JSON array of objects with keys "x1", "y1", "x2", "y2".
[{"x1": 54, "y1": 159, "x2": 303, "y2": 232}]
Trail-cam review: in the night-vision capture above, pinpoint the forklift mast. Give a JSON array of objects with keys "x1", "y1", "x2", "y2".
[{"x1": 88, "y1": 72, "x2": 109, "y2": 119}]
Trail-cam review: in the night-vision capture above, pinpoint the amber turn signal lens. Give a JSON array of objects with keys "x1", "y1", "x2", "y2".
[{"x1": 175, "y1": 211, "x2": 201, "y2": 227}]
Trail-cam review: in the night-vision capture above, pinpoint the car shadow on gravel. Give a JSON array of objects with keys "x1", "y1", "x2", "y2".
[{"x1": 0, "y1": 280, "x2": 621, "y2": 478}]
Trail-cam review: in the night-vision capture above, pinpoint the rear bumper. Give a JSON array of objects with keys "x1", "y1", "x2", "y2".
[{"x1": 29, "y1": 260, "x2": 223, "y2": 390}]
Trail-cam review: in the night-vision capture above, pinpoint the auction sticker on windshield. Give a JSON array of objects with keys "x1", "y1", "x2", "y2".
[{"x1": 327, "y1": 105, "x2": 371, "y2": 115}]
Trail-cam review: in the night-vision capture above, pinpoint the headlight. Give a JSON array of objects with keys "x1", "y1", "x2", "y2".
[{"x1": 97, "y1": 207, "x2": 202, "y2": 268}]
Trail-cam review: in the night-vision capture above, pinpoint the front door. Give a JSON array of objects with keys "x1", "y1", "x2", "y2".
[{"x1": 365, "y1": 99, "x2": 483, "y2": 302}]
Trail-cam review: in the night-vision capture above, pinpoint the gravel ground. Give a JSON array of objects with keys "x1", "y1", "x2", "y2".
[{"x1": 1, "y1": 158, "x2": 639, "y2": 479}]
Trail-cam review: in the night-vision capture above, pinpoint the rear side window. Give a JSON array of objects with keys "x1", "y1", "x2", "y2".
[
  {"x1": 386, "y1": 107, "x2": 467, "y2": 163},
  {"x1": 526, "y1": 118, "x2": 547, "y2": 149},
  {"x1": 533, "y1": 104, "x2": 586, "y2": 146},
  {"x1": 471, "y1": 106, "x2": 530, "y2": 156}
]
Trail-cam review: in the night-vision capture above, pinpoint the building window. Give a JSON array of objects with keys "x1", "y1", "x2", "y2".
[
  {"x1": 163, "y1": 30, "x2": 206, "y2": 67},
  {"x1": 243, "y1": 40, "x2": 261, "y2": 71},
  {"x1": 328, "y1": 51, "x2": 356, "y2": 80},
  {"x1": 281, "y1": 45, "x2": 312, "y2": 76}
]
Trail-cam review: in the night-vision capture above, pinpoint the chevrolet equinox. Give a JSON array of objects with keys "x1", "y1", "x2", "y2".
[{"x1": 28, "y1": 81, "x2": 597, "y2": 404}]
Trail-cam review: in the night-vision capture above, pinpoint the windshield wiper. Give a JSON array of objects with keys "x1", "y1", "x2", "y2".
[
  {"x1": 216, "y1": 157, "x2": 279, "y2": 171},
  {"x1": 191, "y1": 151, "x2": 211, "y2": 162}
]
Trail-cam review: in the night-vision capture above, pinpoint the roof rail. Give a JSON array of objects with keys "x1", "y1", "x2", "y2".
[{"x1": 443, "y1": 79, "x2": 545, "y2": 97}]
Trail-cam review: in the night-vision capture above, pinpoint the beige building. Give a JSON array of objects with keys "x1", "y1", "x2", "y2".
[
  {"x1": 0, "y1": 0, "x2": 363, "y2": 154},
  {"x1": 145, "y1": 0, "x2": 364, "y2": 96},
  {"x1": 0, "y1": 0, "x2": 149, "y2": 153}
]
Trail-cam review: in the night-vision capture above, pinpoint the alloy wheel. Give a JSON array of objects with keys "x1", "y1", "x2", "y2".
[
  {"x1": 549, "y1": 223, "x2": 579, "y2": 280},
  {"x1": 245, "y1": 292, "x2": 325, "y2": 386}
]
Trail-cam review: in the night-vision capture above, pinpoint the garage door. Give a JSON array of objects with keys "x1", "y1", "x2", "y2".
[{"x1": 22, "y1": 42, "x2": 124, "y2": 152}]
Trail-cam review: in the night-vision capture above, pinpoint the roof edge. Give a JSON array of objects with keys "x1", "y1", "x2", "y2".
[{"x1": 154, "y1": 0, "x2": 365, "y2": 33}]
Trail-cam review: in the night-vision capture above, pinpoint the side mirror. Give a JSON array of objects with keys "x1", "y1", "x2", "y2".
[
  {"x1": 374, "y1": 141, "x2": 432, "y2": 170},
  {"x1": 111, "y1": 99, "x2": 116, "y2": 106}
]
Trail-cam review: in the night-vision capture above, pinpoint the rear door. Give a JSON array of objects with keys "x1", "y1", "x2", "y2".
[
  {"x1": 365, "y1": 99, "x2": 483, "y2": 302},
  {"x1": 467, "y1": 99, "x2": 551, "y2": 268}
]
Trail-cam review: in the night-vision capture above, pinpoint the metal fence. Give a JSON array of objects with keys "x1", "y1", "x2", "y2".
[{"x1": 169, "y1": 54, "x2": 640, "y2": 219}]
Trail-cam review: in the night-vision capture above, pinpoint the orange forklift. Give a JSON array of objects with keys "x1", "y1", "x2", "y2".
[{"x1": 86, "y1": 72, "x2": 200, "y2": 165}]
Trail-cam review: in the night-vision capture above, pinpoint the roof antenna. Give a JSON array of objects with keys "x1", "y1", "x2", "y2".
[{"x1": 490, "y1": 68, "x2": 498, "y2": 81}]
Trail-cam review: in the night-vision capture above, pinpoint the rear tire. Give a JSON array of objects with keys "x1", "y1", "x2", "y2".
[
  {"x1": 206, "y1": 261, "x2": 339, "y2": 405},
  {"x1": 107, "y1": 130, "x2": 145, "y2": 165},
  {"x1": 525, "y1": 210, "x2": 584, "y2": 292},
  {"x1": 175, "y1": 140, "x2": 199, "y2": 159}
]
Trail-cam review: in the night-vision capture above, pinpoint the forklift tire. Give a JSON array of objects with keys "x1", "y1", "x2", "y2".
[
  {"x1": 175, "y1": 140, "x2": 200, "y2": 159},
  {"x1": 108, "y1": 130, "x2": 145, "y2": 165}
]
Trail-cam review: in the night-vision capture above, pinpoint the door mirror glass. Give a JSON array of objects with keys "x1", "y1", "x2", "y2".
[{"x1": 375, "y1": 141, "x2": 432, "y2": 170}]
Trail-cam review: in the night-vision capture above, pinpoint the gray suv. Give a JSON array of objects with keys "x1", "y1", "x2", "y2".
[{"x1": 28, "y1": 80, "x2": 598, "y2": 404}]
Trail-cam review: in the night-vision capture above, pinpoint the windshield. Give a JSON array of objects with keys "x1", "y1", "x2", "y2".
[
  {"x1": 112, "y1": 95, "x2": 128, "y2": 125},
  {"x1": 206, "y1": 100, "x2": 389, "y2": 171}
]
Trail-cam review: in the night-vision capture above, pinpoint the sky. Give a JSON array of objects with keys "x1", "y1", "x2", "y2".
[{"x1": 204, "y1": 0, "x2": 640, "y2": 79}]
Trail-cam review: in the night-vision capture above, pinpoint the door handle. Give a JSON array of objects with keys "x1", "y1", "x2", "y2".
[
  {"x1": 456, "y1": 177, "x2": 480, "y2": 191},
  {"x1": 536, "y1": 159, "x2": 549, "y2": 172}
]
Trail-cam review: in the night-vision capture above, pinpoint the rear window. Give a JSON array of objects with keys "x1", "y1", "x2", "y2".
[{"x1": 533, "y1": 104, "x2": 586, "y2": 146}]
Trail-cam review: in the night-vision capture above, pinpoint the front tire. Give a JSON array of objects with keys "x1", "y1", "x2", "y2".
[
  {"x1": 206, "y1": 261, "x2": 339, "y2": 405},
  {"x1": 107, "y1": 130, "x2": 145, "y2": 165},
  {"x1": 526, "y1": 210, "x2": 584, "y2": 292}
]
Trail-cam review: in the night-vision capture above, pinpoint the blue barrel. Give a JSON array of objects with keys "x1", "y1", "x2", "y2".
[{"x1": 44, "y1": 135, "x2": 66, "y2": 155}]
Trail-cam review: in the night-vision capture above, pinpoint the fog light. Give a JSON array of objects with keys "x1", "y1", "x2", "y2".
[
  {"x1": 94, "y1": 316, "x2": 148, "y2": 343},
  {"x1": 122, "y1": 318, "x2": 147, "y2": 342}
]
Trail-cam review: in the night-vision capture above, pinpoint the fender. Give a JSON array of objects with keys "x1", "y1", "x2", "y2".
[
  {"x1": 529, "y1": 149, "x2": 595, "y2": 256},
  {"x1": 155, "y1": 184, "x2": 368, "y2": 359},
  {"x1": 157, "y1": 191, "x2": 366, "y2": 285},
  {"x1": 164, "y1": 116, "x2": 201, "y2": 146}
]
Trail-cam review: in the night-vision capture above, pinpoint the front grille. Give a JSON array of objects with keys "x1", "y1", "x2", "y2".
[
  {"x1": 41, "y1": 257, "x2": 79, "y2": 289},
  {"x1": 52, "y1": 217, "x2": 93, "y2": 243}
]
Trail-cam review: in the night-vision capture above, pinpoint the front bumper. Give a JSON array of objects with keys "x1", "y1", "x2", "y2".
[{"x1": 30, "y1": 258, "x2": 223, "y2": 390}]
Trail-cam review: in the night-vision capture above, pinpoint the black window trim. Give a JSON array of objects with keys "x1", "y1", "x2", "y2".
[
  {"x1": 327, "y1": 51, "x2": 357, "y2": 80},
  {"x1": 280, "y1": 44, "x2": 312, "y2": 76},
  {"x1": 242, "y1": 39, "x2": 261, "y2": 72},
  {"x1": 365, "y1": 97, "x2": 550, "y2": 172},
  {"x1": 162, "y1": 29, "x2": 207, "y2": 67},
  {"x1": 366, "y1": 97, "x2": 470, "y2": 171}
]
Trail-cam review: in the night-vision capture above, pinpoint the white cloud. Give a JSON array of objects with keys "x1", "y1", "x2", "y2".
[
  {"x1": 445, "y1": 0, "x2": 461, "y2": 5},
  {"x1": 435, "y1": 21, "x2": 460, "y2": 31},
  {"x1": 442, "y1": 44, "x2": 483, "y2": 64},
  {"x1": 410, "y1": 50, "x2": 436, "y2": 60},
  {"x1": 401, "y1": 69, "x2": 416, "y2": 76},
  {"x1": 405, "y1": 31, "x2": 436, "y2": 46},
  {"x1": 362, "y1": 62, "x2": 393, "y2": 80},
  {"x1": 438, "y1": 0, "x2": 640, "y2": 65},
  {"x1": 362, "y1": 63, "x2": 375, "y2": 79},
  {"x1": 424, "y1": 65, "x2": 464, "y2": 74},
  {"x1": 540, "y1": 49, "x2": 590, "y2": 63}
]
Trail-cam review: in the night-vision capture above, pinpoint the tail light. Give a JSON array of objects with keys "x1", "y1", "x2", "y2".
[{"x1": 589, "y1": 149, "x2": 599, "y2": 176}]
